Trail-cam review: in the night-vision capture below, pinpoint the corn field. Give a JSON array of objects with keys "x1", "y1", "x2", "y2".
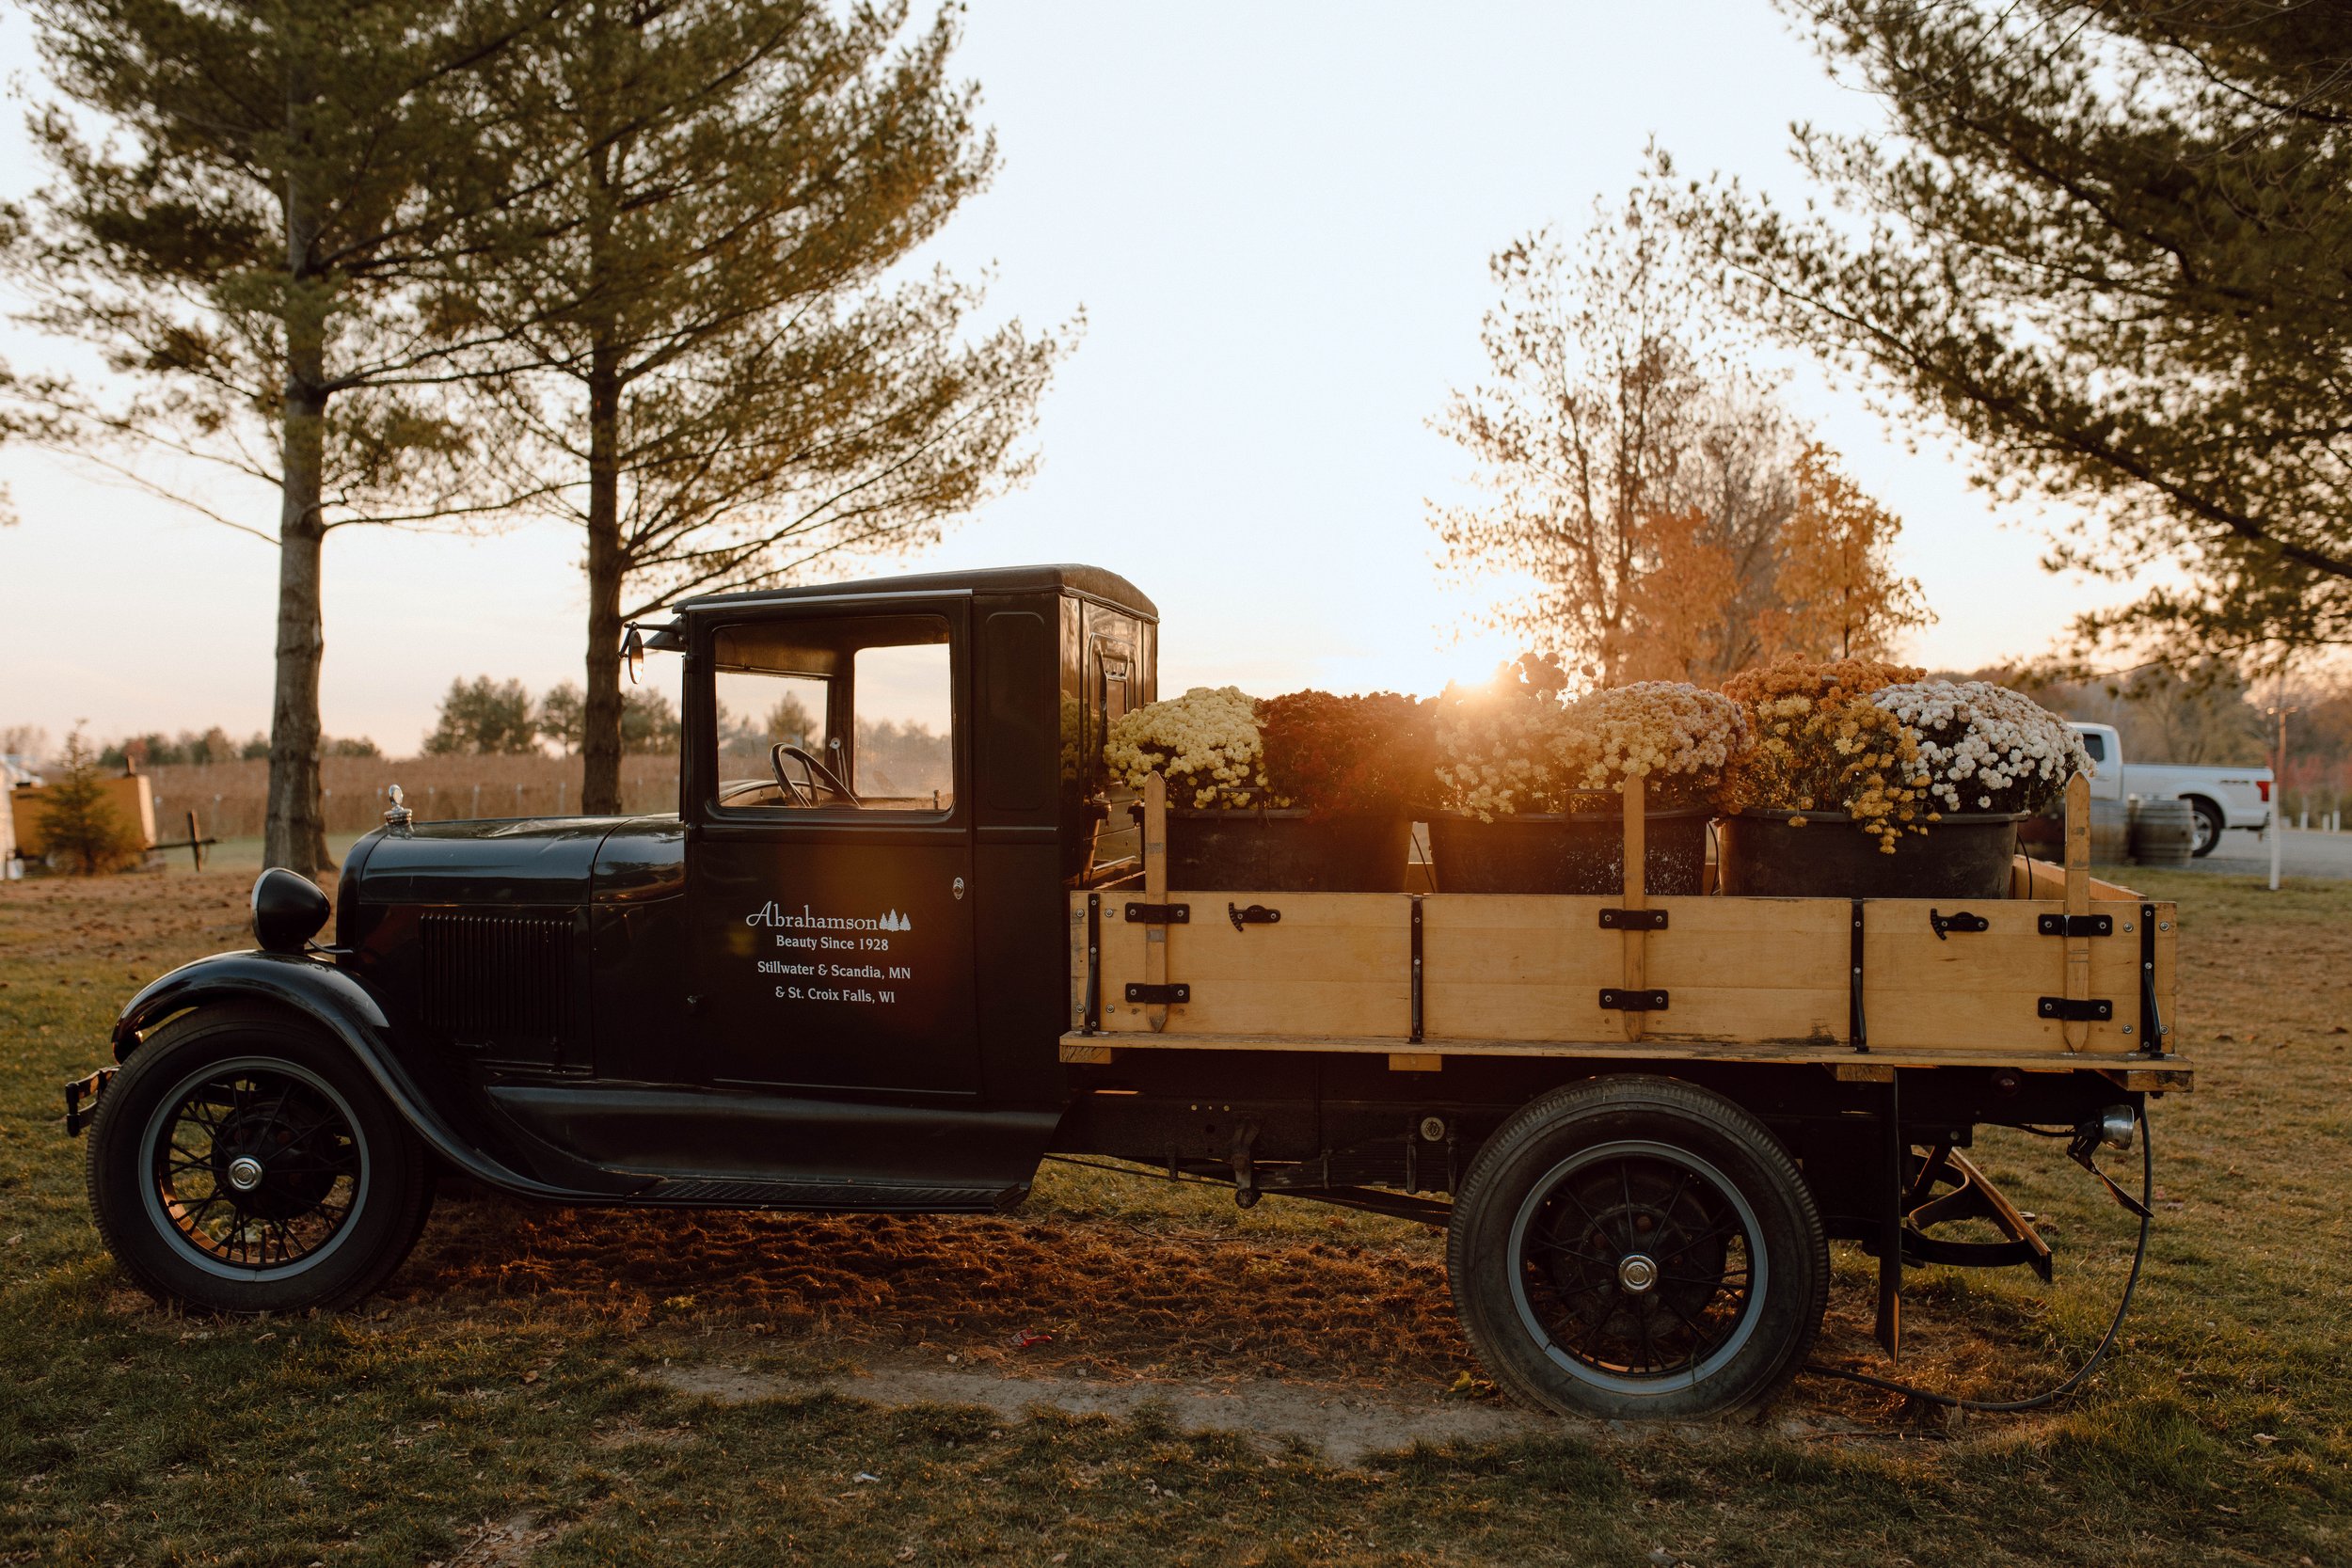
[{"x1": 140, "y1": 754, "x2": 683, "y2": 841}]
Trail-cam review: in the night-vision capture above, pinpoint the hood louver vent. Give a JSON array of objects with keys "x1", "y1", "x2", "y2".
[{"x1": 419, "y1": 912, "x2": 573, "y2": 1064}]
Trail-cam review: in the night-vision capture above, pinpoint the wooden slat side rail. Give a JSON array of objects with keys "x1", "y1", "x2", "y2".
[
  {"x1": 1066, "y1": 890, "x2": 2178, "y2": 1054},
  {"x1": 1057, "y1": 1029, "x2": 2193, "y2": 1090}
]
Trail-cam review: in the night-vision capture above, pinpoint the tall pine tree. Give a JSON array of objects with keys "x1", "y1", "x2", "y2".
[
  {"x1": 16, "y1": 0, "x2": 551, "y2": 872},
  {"x1": 1673, "y1": 1, "x2": 2352, "y2": 668},
  {"x1": 438, "y1": 0, "x2": 1069, "y2": 814}
]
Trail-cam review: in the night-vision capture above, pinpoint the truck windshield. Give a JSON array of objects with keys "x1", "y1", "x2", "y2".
[{"x1": 712, "y1": 614, "x2": 954, "y2": 814}]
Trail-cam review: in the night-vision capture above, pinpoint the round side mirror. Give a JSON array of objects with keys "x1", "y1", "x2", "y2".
[{"x1": 621, "y1": 625, "x2": 645, "y2": 686}]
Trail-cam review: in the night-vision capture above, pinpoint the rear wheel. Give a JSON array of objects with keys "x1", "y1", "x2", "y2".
[
  {"x1": 1447, "y1": 1076, "x2": 1827, "y2": 1420},
  {"x1": 2188, "y1": 798, "x2": 2225, "y2": 858},
  {"x1": 87, "y1": 1004, "x2": 433, "y2": 1314}
]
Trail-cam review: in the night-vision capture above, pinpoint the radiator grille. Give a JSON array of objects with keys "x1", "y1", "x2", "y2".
[{"x1": 419, "y1": 912, "x2": 572, "y2": 1050}]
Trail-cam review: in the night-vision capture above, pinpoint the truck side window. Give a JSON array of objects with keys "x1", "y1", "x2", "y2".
[
  {"x1": 711, "y1": 615, "x2": 953, "y2": 815},
  {"x1": 2080, "y1": 731, "x2": 2106, "y2": 764},
  {"x1": 851, "y1": 642, "x2": 954, "y2": 810},
  {"x1": 1089, "y1": 635, "x2": 1139, "y2": 874}
]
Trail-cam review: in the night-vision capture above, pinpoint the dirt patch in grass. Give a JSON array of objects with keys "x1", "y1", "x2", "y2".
[
  {"x1": 0, "y1": 868, "x2": 265, "y2": 972},
  {"x1": 393, "y1": 1192, "x2": 1471, "y2": 1386},
  {"x1": 644, "y1": 1354, "x2": 1566, "y2": 1463}
]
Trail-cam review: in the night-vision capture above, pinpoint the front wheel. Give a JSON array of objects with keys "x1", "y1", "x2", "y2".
[
  {"x1": 86, "y1": 1003, "x2": 434, "y2": 1314},
  {"x1": 1447, "y1": 1076, "x2": 1827, "y2": 1420}
]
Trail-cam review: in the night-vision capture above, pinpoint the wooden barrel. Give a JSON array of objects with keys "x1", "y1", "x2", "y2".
[
  {"x1": 2129, "y1": 796, "x2": 2196, "y2": 867},
  {"x1": 2090, "y1": 797, "x2": 2131, "y2": 864}
]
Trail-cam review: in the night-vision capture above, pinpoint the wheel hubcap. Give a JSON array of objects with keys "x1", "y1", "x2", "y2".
[
  {"x1": 226, "y1": 1155, "x2": 265, "y2": 1192},
  {"x1": 1616, "y1": 1253, "x2": 1659, "y2": 1293}
]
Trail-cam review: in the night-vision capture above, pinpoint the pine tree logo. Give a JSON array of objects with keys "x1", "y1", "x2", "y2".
[{"x1": 880, "y1": 910, "x2": 911, "y2": 932}]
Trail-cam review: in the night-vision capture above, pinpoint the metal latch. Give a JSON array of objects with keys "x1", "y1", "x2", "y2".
[
  {"x1": 1227, "y1": 903, "x2": 1280, "y2": 931},
  {"x1": 1125, "y1": 983, "x2": 1191, "y2": 1005},
  {"x1": 1123, "y1": 902, "x2": 1190, "y2": 924},
  {"x1": 1598, "y1": 909, "x2": 1667, "y2": 930},
  {"x1": 2037, "y1": 912, "x2": 2113, "y2": 937},
  {"x1": 2037, "y1": 997, "x2": 2113, "y2": 1022},
  {"x1": 62, "y1": 1067, "x2": 116, "y2": 1137},
  {"x1": 1928, "y1": 909, "x2": 1988, "y2": 940},
  {"x1": 1598, "y1": 989, "x2": 1669, "y2": 1012}
]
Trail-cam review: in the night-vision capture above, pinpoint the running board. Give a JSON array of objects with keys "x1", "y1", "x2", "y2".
[{"x1": 636, "y1": 1176, "x2": 1025, "y2": 1212}]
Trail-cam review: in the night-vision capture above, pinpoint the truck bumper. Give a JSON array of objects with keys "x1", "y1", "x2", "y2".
[{"x1": 62, "y1": 1067, "x2": 115, "y2": 1136}]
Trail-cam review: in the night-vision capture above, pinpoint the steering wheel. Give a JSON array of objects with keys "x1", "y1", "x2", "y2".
[{"x1": 771, "y1": 741, "x2": 860, "y2": 807}]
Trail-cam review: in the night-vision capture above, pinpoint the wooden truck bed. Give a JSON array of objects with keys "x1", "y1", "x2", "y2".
[{"x1": 1063, "y1": 776, "x2": 2189, "y2": 1093}]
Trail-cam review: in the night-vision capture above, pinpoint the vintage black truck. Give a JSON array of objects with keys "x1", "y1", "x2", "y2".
[{"x1": 64, "y1": 564, "x2": 2184, "y2": 1420}]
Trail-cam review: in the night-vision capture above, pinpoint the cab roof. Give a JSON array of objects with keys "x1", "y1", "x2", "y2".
[{"x1": 680, "y1": 563, "x2": 1156, "y2": 622}]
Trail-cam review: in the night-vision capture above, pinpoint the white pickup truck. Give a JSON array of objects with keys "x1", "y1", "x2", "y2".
[{"x1": 2069, "y1": 721, "x2": 2274, "y2": 857}]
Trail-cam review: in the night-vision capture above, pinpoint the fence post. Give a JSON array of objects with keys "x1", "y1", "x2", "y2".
[{"x1": 471, "y1": 784, "x2": 481, "y2": 817}]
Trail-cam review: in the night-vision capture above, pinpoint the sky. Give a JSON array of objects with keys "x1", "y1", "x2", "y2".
[{"x1": 0, "y1": 1, "x2": 2135, "y2": 758}]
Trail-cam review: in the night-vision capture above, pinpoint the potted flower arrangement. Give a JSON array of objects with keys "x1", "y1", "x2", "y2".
[
  {"x1": 1715, "y1": 658, "x2": 2087, "y2": 897},
  {"x1": 1427, "y1": 658, "x2": 1746, "y2": 895},
  {"x1": 1104, "y1": 686, "x2": 1427, "y2": 891}
]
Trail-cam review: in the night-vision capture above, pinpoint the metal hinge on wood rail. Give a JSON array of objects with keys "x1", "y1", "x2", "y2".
[
  {"x1": 1598, "y1": 908, "x2": 1667, "y2": 930},
  {"x1": 1408, "y1": 896, "x2": 1424, "y2": 1044},
  {"x1": 1227, "y1": 902, "x2": 1280, "y2": 930},
  {"x1": 2037, "y1": 912, "x2": 2113, "y2": 938},
  {"x1": 1849, "y1": 900, "x2": 1867, "y2": 1053},
  {"x1": 1124, "y1": 902, "x2": 1189, "y2": 924},
  {"x1": 1599, "y1": 988, "x2": 1668, "y2": 1012},
  {"x1": 1125, "y1": 983, "x2": 1190, "y2": 1005},
  {"x1": 2137, "y1": 900, "x2": 2167, "y2": 1056},
  {"x1": 2037, "y1": 996, "x2": 2113, "y2": 1022},
  {"x1": 1082, "y1": 894, "x2": 1102, "y2": 1035}
]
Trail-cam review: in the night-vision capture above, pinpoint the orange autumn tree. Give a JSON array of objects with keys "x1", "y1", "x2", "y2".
[
  {"x1": 1759, "y1": 443, "x2": 1934, "y2": 661},
  {"x1": 1432, "y1": 195, "x2": 1804, "y2": 687},
  {"x1": 1614, "y1": 506, "x2": 1745, "y2": 681}
]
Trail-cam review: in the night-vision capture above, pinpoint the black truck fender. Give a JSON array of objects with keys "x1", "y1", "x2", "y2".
[{"x1": 109, "y1": 950, "x2": 649, "y2": 1202}]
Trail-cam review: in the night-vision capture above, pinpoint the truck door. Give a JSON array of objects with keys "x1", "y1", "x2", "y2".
[{"x1": 686, "y1": 603, "x2": 978, "y2": 1094}]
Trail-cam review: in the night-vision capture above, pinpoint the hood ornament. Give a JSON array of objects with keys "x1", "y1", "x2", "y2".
[{"x1": 384, "y1": 782, "x2": 414, "y2": 834}]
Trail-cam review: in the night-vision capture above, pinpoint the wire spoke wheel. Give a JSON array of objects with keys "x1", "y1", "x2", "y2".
[
  {"x1": 139, "y1": 1057, "x2": 369, "y2": 1279},
  {"x1": 1450, "y1": 1077, "x2": 1827, "y2": 1419},
  {"x1": 1509, "y1": 1140, "x2": 1764, "y2": 1395}
]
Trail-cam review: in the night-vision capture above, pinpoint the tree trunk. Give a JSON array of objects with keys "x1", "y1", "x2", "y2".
[
  {"x1": 266, "y1": 132, "x2": 332, "y2": 876},
  {"x1": 265, "y1": 483, "x2": 330, "y2": 874},
  {"x1": 580, "y1": 352, "x2": 626, "y2": 815}
]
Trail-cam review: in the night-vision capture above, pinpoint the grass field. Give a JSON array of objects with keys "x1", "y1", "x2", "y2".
[{"x1": 1, "y1": 868, "x2": 2346, "y2": 1566}]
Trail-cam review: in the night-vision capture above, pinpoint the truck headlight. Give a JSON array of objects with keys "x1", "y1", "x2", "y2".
[
  {"x1": 252, "y1": 868, "x2": 332, "y2": 955},
  {"x1": 2095, "y1": 1104, "x2": 2137, "y2": 1151}
]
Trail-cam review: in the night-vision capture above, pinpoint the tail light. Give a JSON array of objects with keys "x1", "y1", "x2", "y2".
[{"x1": 2258, "y1": 779, "x2": 2272, "y2": 802}]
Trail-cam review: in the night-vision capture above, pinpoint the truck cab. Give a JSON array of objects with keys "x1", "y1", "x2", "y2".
[{"x1": 342, "y1": 564, "x2": 1158, "y2": 1202}]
